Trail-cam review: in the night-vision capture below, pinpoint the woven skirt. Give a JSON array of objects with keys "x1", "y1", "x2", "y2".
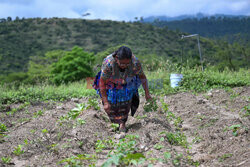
[{"x1": 108, "y1": 101, "x2": 131, "y2": 124}]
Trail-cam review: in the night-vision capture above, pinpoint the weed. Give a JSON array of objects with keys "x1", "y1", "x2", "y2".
[
  {"x1": 30, "y1": 129, "x2": 36, "y2": 134},
  {"x1": 0, "y1": 123, "x2": 7, "y2": 132},
  {"x1": 110, "y1": 123, "x2": 119, "y2": 132},
  {"x1": 33, "y1": 110, "x2": 44, "y2": 118},
  {"x1": 58, "y1": 154, "x2": 97, "y2": 167},
  {"x1": 143, "y1": 97, "x2": 158, "y2": 112},
  {"x1": 172, "y1": 153, "x2": 183, "y2": 166},
  {"x1": 101, "y1": 135, "x2": 145, "y2": 166},
  {"x1": 13, "y1": 145, "x2": 24, "y2": 156},
  {"x1": 1, "y1": 156, "x2": 12, "y2": 164},
  {"x1": 135, "y1": 114, "x2": 147, "y2": 120},
  {"x1": 17, "y1": 117, "x2": 31, "y2": 123},
  {"x1": 42, "y1": 129, "x2": 48, "y2": 134},
  {"x1": 24, "y1": 139, "x2": 28, "y2": 145},
  {"x1": 174, "y1": 116, "x2": 183, "y2": 127},
  {"x1": 154, "y1": 144, "x2": 164, "y2": 150},
  {"x1": 77, "y1": 118, "x2": 86, "y2": 125},
  {"x1": 240, "y1": 105, "x2": 250, "y2": 117},
  {"x1": 160, "y1": 99, "x2": 169, "y2": 113},
  {"x1": 86, "y1": 98, "x2": 100, "y2": 111},
  {"x1": 0, "y1": 123, "x2": 7, "y2": 141},
  {"x1": 163, "y1": 152, "x2": 171, "y2": 161},
  {"x1": 230, "y1": 91, "x2": 239, "y2": 100},
  {"x1": 192, "y1": 135, "x2": 202, "y2": 144},
  {"x1": 186, "y1": 155, "x2": 200, "y2": 166},
  {"x1": 218, "y1": 153, "x2": 233, "y2": 162},
  {"x1": 166, "y1": 132, "x2": 188, "y2": 148},
  {"x1": 228, "y1": 124, "x2": 241, "y2": 136}
]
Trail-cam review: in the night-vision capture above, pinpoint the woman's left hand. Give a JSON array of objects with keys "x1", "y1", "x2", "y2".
[{"x1": 145, "y1": 94, "x2": 152, "y2": 101}]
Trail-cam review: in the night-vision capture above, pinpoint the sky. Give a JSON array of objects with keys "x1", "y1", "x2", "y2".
[{"x1": 0, "y1": 0, "x2": 249, "y2": 21}]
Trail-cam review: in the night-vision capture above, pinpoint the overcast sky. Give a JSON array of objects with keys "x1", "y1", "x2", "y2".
[{"x1": 0, "y1": 0, "x2": 249, "y2": 21}]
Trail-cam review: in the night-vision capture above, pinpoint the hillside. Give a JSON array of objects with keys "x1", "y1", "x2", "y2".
[
  {"x1": 0, "y1": 17, "x2": 232, "y2": 74},
  {"x1": 145, "y1": 16, "x2": 250, "y2": 44}
]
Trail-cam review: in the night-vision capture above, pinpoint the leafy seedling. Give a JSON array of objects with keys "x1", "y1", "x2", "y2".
[
  {"x1": 1, "y1": 156, "x2": 12, "y2": 164},
  {"x1": 228, "y1": 124, "x2": 241, "y2": 136},
  {"x1": 13, "y1": 145, "x2": 24, "y2": 156},
  {"x1": 143, "y1": 97, "x2": 158, "y2": 112}
]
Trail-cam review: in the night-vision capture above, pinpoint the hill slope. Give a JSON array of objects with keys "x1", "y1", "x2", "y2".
[
  {"x1": 145, "y1": 16, "x2": 250, "y2": 43},
  {"x1": 0, "y1": 18, "x2": 223, "y2": 74}
]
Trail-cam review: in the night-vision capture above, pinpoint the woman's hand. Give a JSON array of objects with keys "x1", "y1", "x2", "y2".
[
  {"x1": 145, "y1": 94, "x2": 152, "y2": 101},
  {"x1": 103, "y1": 101, "x2": 111, "y2": 114}
]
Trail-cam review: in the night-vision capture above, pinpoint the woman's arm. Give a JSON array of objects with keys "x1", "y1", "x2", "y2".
[
  {"x1": 99, "y1": 77, "x2": 111, "y2": 114},
  {"x1": 139, "y1": 73, "x2": 152, "y2": 101}
]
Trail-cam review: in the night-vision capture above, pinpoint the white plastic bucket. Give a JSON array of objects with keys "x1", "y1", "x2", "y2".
[{"x1": 170, "y1": 74, "x2": 183, "y2": 88}]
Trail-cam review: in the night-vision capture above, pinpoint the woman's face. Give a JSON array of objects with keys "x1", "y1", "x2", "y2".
[{"x1": 116, "y1": 58, "x2": 131, "y2": 69}]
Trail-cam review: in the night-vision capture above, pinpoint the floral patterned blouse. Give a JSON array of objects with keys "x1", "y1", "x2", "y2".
[{"x1": 100, "y1": 54, "x2": 144, "y2": 81}]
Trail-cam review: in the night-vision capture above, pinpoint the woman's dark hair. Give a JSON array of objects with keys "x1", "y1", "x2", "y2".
[{"x1": 112, "y1": 46, "x2": 132, "y2": 60}]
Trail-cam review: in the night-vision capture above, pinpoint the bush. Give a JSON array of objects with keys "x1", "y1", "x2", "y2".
[{"x1": 51, "y1": 46, "x2": 95, "y2": 85}]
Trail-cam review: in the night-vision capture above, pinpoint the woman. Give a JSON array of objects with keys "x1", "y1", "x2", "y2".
[{"x1": 97, "y1": 46, "x2": 152, "y2": 132}]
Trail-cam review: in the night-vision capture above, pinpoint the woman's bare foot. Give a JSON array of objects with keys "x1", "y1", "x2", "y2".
[{"x1": 119, "y1": 123, "x2": 127, "y2": 132}]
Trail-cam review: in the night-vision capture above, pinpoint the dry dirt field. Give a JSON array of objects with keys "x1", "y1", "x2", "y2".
[{"x1": 0, "y1": 87, "x2": 249, "y2": 167}]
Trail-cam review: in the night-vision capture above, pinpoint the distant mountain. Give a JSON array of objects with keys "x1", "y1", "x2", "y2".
[
  {"x1": 143, "y1": 13, "x2": 250, "y2": 44},
  {"x1": 143, "y1": 13, "x2": 249, "y2": 22}
]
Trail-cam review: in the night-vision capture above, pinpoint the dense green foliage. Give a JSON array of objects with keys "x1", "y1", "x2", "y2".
[
  {"x1": 1, "y1": 17, "x2": 247, "y2": 75},
  {"x1": 1, "y1": 65, "x2": 249, "y2": 106},
  {"x1": 51, "y1": 46, "x2": 95, "y2": 84}
]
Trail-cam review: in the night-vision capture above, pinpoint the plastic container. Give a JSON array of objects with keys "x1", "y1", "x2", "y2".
[{"x1": 170, "y1": 74, "x2": 183, "y2": 88}]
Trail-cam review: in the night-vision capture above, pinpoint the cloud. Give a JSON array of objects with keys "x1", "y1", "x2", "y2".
[{"x1": 0, "y1": 0, "x2": 249, "y2": 20}]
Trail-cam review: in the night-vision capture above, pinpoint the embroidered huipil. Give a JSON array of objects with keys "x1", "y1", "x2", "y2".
[{"x1": 100, "y1": 54, "x2": 143, "y2": 104}]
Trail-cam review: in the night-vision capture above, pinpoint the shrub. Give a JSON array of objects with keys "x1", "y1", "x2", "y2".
[{"x1": 51, "y1": 46, "x2": 95, "y2": 85}]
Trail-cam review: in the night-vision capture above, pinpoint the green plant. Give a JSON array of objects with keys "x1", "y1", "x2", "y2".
[
  {"x1": 1, "y1": 156, "x2": 12, "y2": 164},
  {"x1": 86, "y1": 98, "x2": 100, "y2": 110},
  {"x1": 228, "y1": 124, "x2": 241, "y2": 136},
  {"x1": 154, "y1": 144, "x2": 164, "y2": 150},
  {"x1": 160, "y1": 99, "x2": 169, "y2": 113},
  {"x1": 101, "y1": 135, "x2": 145, "y2": 166},
  {"x1": 174, "y1": 116, "x2": 183, "y2": 127},
  {"x1": 76, "y1": 118, "x2": 86, "y2": 125},
  {"x1": 51, "y1": 46, "x2": 95, "y2": 85},
  {"x1": 33, "y1": 110, "x2": 44, "y2": 118},
  {"x1": 62, "y1": 103, "x2": 86, "y2": 120},
  {"x1": 218, "y1": 153, "x2": 233, "y2": 162},
  {"x1": 192, "y1": 135, "x2": 202, "y2": 144},
  {"x1": 13, "y1": 145, "x2": 24, "y2": 156},
  {"x1": 0, "y1": 123, "x2": 7, "y2": 132},
  {"x1": 143, "y1": 97, "x2": 158, "y2": 112},
  {"x1": 172, "y1": 153, "x2": 183, "y2": 166},
  {"x1": 166, "y1": 132, "x2": 188, "y2": 148},
  {"x1": 42, "y1": 129, "x2": 48, "y2": 134},
  {"x1": 163, "y1": 152, "x2": 171, "y2": 161},
  {"x1": 58, "y1": 154, "x2": 97, "y2": 167},
  {"x1": 240, "y1": 105, "x2": 250, "y2": 117},
  {"x1": 110, "y1": 123, "x2": 119, "y2": 132}
]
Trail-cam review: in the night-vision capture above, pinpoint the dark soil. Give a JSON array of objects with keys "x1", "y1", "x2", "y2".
[{"x1": 0, "y1": 87, "x2": 249, "y2": 167}]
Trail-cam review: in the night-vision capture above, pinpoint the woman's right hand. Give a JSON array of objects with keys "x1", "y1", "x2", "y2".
[{"x1": 103, "y1": 101, "x2": 111, "y2": 114}]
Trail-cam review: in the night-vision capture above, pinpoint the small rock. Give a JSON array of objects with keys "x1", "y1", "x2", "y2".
[
  {"x1": 207, "y1": 92, "x2": 213, "y2": 97},
  {"x1": 115, "y1": 132, "x2": 126, "y2": 139},
  {"x1": 215, "y1": 90, "x2": 220, "y2": 93},
  {"x1": 197, "y1": 98, "x2": 208, "y2": 104},
  {"x1": 56, "y1": 106, "x2": 65, "y2": 110},
  {"x1": 71, "y1": 98, "x2": 79, "y2": 103}
]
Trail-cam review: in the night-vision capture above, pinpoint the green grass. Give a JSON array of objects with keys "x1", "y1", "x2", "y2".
[
  {"x1": 0, "y1": 65, "x2": 249, "y2": 106},
  {"x1": 0, "y1": 81, "x2": 96, "y2": 105},
  {"x1": 145, "y1": 65, "x2": 250, "y2": 94}
]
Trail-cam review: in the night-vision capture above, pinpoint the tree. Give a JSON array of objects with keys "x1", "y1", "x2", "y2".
[
  {"x1": 51, "y1": 46, "x2": 95, "y2": 85},
  {"x1": 26, "y1": 50, "x2": 65, "y2": 83}
]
